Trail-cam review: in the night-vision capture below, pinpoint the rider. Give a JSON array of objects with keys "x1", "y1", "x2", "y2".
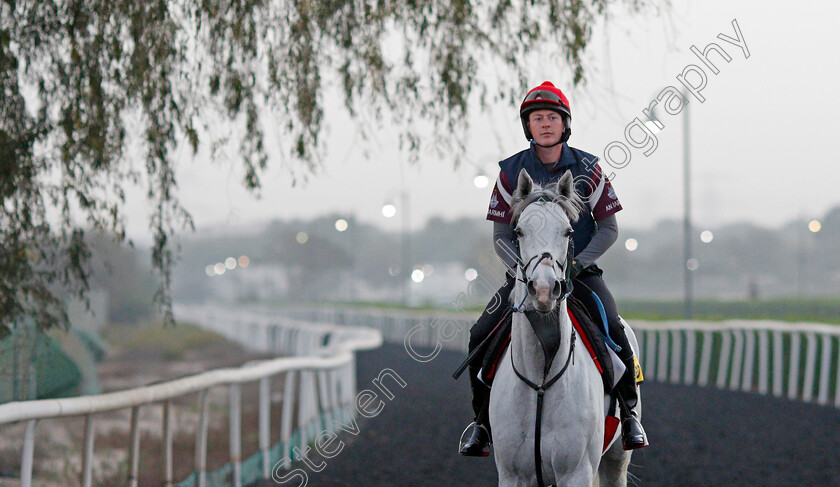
[{"x1": 459, "y1": 81, "x2": 648, "y2": 456}]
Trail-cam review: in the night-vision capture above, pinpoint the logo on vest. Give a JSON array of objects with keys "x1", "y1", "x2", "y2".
[
  {"x1": 489, "y1": 192, "x2": 499, "y2": 208},
  {"x1": 608, "y1": 185, "x2": 617, "y2": 200}
]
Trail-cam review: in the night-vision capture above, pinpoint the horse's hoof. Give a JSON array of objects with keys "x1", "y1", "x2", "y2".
[{"x1": 459, "y1": 423, "x2": 491, "y2": 457}]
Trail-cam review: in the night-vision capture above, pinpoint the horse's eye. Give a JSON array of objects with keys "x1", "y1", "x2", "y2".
[
  {"x1": 564, "y1": 228, "x2": 573, "y2": 237},
  {"x1": 514, "y1": 227, "x2": 523, "y2": 238}
]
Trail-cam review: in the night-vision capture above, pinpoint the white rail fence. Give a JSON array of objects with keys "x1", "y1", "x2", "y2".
[
  {"x1": 0, "y1": 304, "x2": 382, "y2": 487},
  {"x1": 289, "y1": 307, "x2": 840, "y2": 408}
]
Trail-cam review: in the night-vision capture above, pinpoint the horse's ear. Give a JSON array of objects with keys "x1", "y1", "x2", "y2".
[
  {"x1": 516, "y1": 169, "x2": 533, "y2": 198},
  {"x1": 556, "y1": 171, "x2": 574, "y2": 199}
]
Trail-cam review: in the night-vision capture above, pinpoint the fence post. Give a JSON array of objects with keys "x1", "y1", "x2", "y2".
[
  {"x1": 670, "y1": 330, "x2": 682, "y2": 384},
  {"x1": 788, "y1": 333, "x2": 801, "y2": 400},
  {"x1": 818, "y1": 334, "x2": 832, "y2": 405},
  {"x1": 656, "y1": 331, "x2": 668, "y2": 382},
  {"x1": 729, "y1": 330, "x2": 744, "y2": 391},
  {"x1": 81, "y1": 414, "x2": 95, "y2": 487},
  {"x1": 684, "y1": 330, "x2": 696, "y2": 385},
  {"x1": 230, "y1": 383, "x2": 242, "y2": 487},
  {"x1": 742, "y1": 330, "x2": 756, "y2": 392},
  {"x1": 280, "y1": 370, "x2": 297, "y2": 470},
  {"x1": 196, "y1": 390, "x2": 209, "y2": 487},
  {"x1": 716, "y1": 331, "x2": 732, "y2": 389},
  {"x1": 803, "y1": 333, "x2": 818, "y2": 402},
  {"x1": 163, "y1": 400, "x2": 174, "y2": 486},
  {"x1": 758, "y1": 331, "x2": 770, "y2": 395},
  {"x1": 259, "y1": 378, "x2": 271, "y2": 479},
  {"x1": 773, "y1": 331, "x2": 784, "y2": 397},
  {"x1": 20, "y1": 419, "x2": 37, "y2": 487},
  {"x1": 128, "y1": 406, "x2": 141, "y2": 487},
  {"x1": 698, "y1": 330, "x2": 713, "y2": 387}
]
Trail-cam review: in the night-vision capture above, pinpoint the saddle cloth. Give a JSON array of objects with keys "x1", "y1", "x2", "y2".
[{"x1": 479, "y1": 296, "x2": 619, "y2": 391}]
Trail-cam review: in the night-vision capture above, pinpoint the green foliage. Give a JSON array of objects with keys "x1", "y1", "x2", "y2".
[{"x1": 0, "y1": 0, "x2": 647, "y2": 333}]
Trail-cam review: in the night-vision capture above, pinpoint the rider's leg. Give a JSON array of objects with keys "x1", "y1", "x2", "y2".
[
  {"x1": 459, "y1": 274, "x2": 514, "y2": 456},
  {"x1": 573, "y1": 269, "x2": 649, "y2": 450}
]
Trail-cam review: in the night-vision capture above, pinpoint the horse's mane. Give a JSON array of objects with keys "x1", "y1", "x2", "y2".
[{"x1": 510, "y1": 180, "x2": 584, "y2": 227}]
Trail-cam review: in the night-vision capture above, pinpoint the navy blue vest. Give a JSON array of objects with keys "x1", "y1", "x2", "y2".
[{"x1": 499, "y1": 142, "x2": 601, "y2": 256}]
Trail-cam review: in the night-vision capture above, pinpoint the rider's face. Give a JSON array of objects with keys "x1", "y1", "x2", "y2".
[{"x1": 527, "y1": 110, "x2": 565, "y2": 146}]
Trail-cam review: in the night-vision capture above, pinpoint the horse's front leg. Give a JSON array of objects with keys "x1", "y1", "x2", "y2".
[{"x1": 496, "y1": 470, "x2": 535, "y2": 487}]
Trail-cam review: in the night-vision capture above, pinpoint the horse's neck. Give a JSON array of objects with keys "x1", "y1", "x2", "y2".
[{"x1": 511, "y1": 285, "x2": 571, "y2": 378}]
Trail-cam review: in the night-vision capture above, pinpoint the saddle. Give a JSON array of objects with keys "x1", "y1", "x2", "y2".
[{"x1": 478, "y1": 296, "x2": 616, "y2": 392}]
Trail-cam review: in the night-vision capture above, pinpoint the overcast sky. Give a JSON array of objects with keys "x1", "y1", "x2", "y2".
[{"x1": 123, "y1": 0, "x2": 840, "y2": 242}]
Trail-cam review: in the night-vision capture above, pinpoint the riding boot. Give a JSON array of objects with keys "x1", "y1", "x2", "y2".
[
  {"x1": 459, "y1": 366, "x2": 492, "y2": 457},
  {"x1": 615, "y1": 356, "x2": 649, "y2": 451}
]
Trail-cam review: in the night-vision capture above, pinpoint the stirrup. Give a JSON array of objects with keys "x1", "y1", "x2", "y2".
[
  {"x1": 458, "y1": 421, "x2": 491, "y2": 454},
  {"x1": 458, "y1": 422, "x2": 480, "y2": 449}
]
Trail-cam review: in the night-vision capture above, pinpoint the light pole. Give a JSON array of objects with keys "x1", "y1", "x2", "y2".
[
  {"x1": 682, "y1": 96, "x2": 694, "y2": 320},
  {"x1": 649, "y1": 93, "x2": 694, "y2": 319},
  {"x1": 382, "y1": 181, "x2": 411, "y2": 306}
]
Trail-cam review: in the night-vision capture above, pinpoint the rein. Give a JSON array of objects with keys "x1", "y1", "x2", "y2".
[
  {"x1": 510, "y1": 316, "x2": 576, "y2": 487},
  {"x1": 507, "y1": 191, "x2": 581, "y2": 485}
]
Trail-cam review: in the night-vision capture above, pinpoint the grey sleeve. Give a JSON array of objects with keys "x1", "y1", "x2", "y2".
[
  {"x1": 493, "y1": 221, "x2": 518, "y2": 274},
  {"x1": 574, "y1": 213, "x2": 618, "y2": 268}
]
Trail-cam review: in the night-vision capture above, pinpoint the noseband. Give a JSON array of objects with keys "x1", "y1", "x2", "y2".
[{"x1": 513, "y1": 241, "x2": 575, "y2": 313}]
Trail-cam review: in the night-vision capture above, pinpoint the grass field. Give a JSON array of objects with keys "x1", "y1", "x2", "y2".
[
  {"x1": 616, "y1": 297, "x2": 840, "y2": 324},
  {"x1": 100, "y1": 321, "x2": 231, "y2": 360},
  {"x1": 288, "y1": 297, "x2": 840, "y2": 325}
]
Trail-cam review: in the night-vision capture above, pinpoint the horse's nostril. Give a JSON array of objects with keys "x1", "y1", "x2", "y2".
[
  {"x1": 552, "y1": 279, "x2": 562, "y2": 297},
  {"x1": 527, "y1": 280, "x2": 536, "y2": 295}
]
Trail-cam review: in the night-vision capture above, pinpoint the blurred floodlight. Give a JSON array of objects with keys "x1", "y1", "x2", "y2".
[
  {"x1": 464, "y1": 268, "x2": 478, "y2": 281},
  {"x1": 238, "y1": 256, "x2": 250, "y2": 267},
  {"x1": 214, "y1": 263, "x2": 226, "y2": 275},
  {"x1": 411, "y1": 269, "x2": 425, "y2": 283},
  {"x1": 473, "y1": 174, "x2": 490, "y2": 188},
  {"x1": 625, "y1": 238, "x2": 638, "y2": 251},
  {"x1": 700, "y1": 230, "x2": 714, "y2": 243},
  {"x1": 296, "y1": 231, "x2": 309, "y2": 244},
  {"x1": 388, "y1": 265, "x2": 400, "y2": 277},
  {"x1": 205, "y1": 265, "x2": 216, "y2": 277},
  {"x1": 809, "y1": 220, "x2": 822, "y2": 233},
  {"x1": 686, "y1": 258, "x2": 700, "y2": 271},
  {"x1": 335, "y1": 219, "x2": 349, "y2": 232},
  {"x1": 225, "y1": 257, "x2": 237, "y2": 270},
  {"x1": 382, "y1": 204, "x2": 397, "y2": 218}
]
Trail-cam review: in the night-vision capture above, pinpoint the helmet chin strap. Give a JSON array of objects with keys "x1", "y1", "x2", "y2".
[{"x1": 533, "y1": 138, "x2": 563, "y2": 148}]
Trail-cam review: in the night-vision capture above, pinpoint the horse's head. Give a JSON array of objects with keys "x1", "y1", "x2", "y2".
[{"x1": 511, "y1": 169, "x2": 583, "y2": 313}]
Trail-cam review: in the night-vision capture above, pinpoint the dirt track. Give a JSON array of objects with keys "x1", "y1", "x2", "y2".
[{"x1": 252, "y1": 343, "x2": 840, "y2": 487}]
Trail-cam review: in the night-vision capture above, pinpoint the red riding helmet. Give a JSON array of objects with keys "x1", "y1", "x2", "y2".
[{"x1": 519, "y1": 81, "x2": 572, "y2": 143}]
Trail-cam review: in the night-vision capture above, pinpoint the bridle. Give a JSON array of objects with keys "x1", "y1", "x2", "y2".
[
  {"x1": 511, "y1": 217, "x2": 575, "y2": 313},
  {"x1": 509, "y1": 199, "x2": 577, "y2": 487}
]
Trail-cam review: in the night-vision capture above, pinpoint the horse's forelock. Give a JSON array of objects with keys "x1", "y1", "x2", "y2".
[{"x1": 510, "y1": 181, "x2": 583, "y2": 227}]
